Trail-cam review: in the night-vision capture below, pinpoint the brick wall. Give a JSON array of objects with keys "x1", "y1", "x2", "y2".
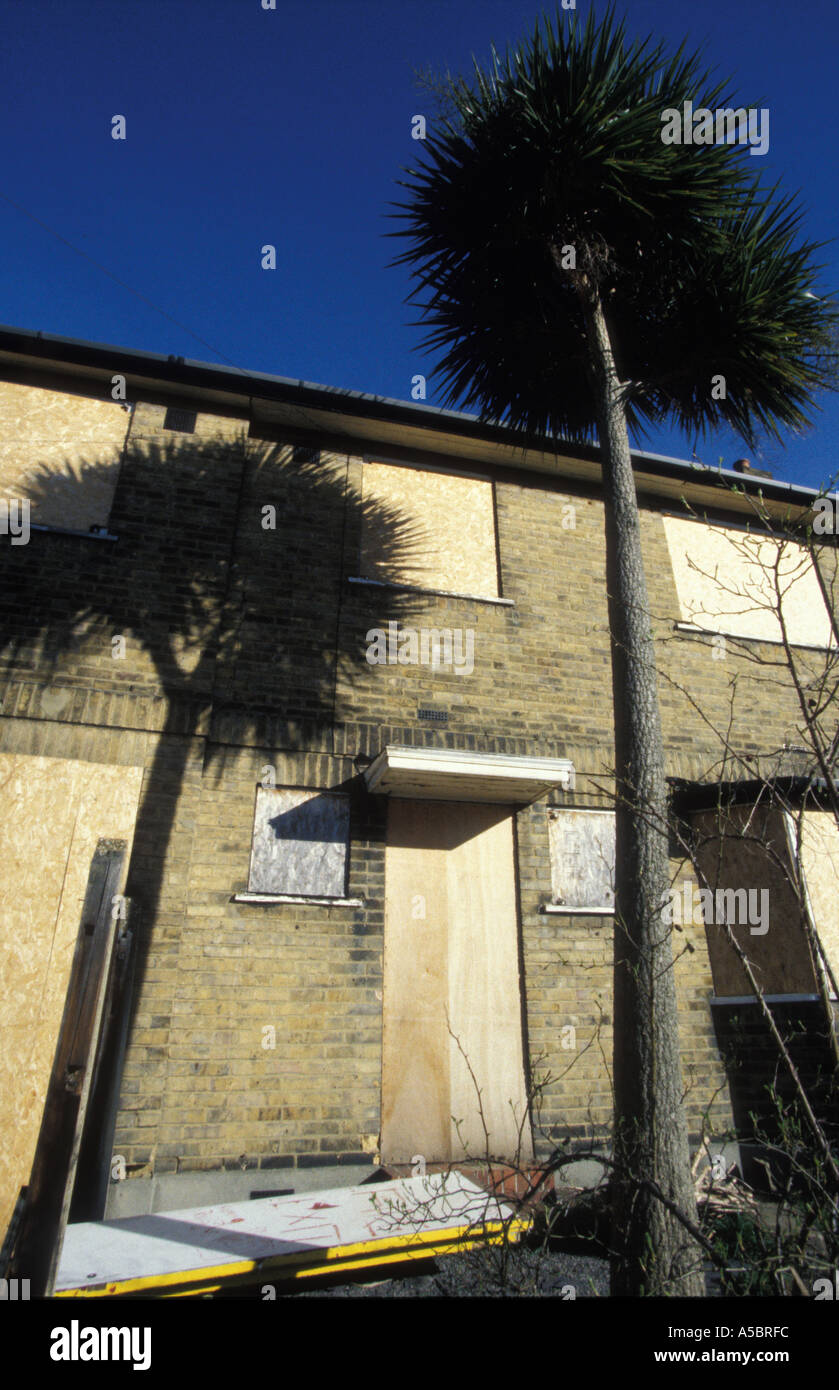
[{"x1": 2, "y1": 375, "x2": 830, "y2": 1197}]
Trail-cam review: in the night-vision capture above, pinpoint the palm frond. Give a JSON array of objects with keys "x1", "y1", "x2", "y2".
[{"x1": 390, "y1": 4, "x2": 837, "y2": 450}]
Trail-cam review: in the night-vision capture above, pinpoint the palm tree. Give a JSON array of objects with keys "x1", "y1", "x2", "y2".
[{"x1": 391, "y1": 4, "x2": 837, "y2": 1294}]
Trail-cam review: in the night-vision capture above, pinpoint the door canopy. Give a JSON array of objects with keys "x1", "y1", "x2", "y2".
[{"x1": 364, "y1": 745, "x2": 575, "y2": 804}]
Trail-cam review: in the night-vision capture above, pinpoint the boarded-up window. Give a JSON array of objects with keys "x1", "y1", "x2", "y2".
[
  {"x1": 690, "y1": 803, "x2": 819, "y2": 997},
  {"x1": 360, "y1": 460, "x2": 499, "y2": 597},
  {"x1": 0, "y1": 382, "x2": 130, "y2": 532},
  {"x1": 792, "y1": 810, "x2": 839, "y2": 995},
  {"x1": 547, "y1": 808, "x2": 615, "y2": 911},
  {"x1": 663, "y1": 515, "x2": 834, "y2": 648},
  {"x1": 248, "y1": 788, "x2": 349, "y2": 897}
]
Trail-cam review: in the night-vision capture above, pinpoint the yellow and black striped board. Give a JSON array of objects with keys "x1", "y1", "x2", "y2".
[{"x1": 54, "y1": 1172, "x2": 529, "y2": 1297}]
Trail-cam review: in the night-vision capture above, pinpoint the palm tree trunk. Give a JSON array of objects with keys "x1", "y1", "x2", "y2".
[{"x1": 579, "y1": 285, "x2": 705, "y2": 1296}]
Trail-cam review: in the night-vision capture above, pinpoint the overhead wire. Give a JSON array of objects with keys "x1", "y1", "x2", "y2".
[{"x1": 0, "y1": 187, "x2": 248, "y2": 372}]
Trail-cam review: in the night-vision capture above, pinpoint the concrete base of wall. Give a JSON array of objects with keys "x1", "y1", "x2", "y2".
[
  {"x1": 558, "y1": 1158, "x2": 610, "y2": 1188},
  {"x1": 104, "y1": 1164, "x2": 379, "y2": 1219},
  {"x1": 541, "y1": 1141, "x2": 744, "y2": 1194},
  {"x1": 707, "y1": 1140, "x2": 745, "y2": 1175}
]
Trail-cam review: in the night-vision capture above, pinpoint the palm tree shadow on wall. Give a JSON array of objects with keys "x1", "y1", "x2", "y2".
[{"x1": 0, "y1": 428, "x2": 432, "y2": 1200}]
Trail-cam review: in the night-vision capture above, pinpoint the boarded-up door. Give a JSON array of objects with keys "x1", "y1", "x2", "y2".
[{"x1": 381, "y1": 799, "x2": 532, "y2": 1165}]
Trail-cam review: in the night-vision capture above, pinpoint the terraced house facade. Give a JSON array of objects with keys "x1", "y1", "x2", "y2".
[{"x1": 1, "y1": 323, "x2": 837, "y2": 1236}]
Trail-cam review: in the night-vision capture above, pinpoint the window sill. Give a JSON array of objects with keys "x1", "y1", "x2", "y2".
[
  {"x1": 673, "y1": 621, "x2": 834, "y2": 652},
  {"x1": 349, "y1": 576, "x2": 514, "y2": 606},
  {"x1": 710, "y1": 993, "x2": 823, "y2": 1005},
  {"x1": 233, "y1": 893, "x2": 364, "y2": 907},
  {"x1": 541, "y1": 903, "x2": 614, "y2": 916},
  {"x1": 28, "y1": 523, "x2": 119, "y2": 541}
]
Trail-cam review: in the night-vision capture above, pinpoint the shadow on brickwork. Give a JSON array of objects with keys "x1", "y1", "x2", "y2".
[
  {"x1": 0, "y1": 430, "x2": 432, "y2": 1203},
  {"x1": 711, "y1": 998, "x2": 839, "y2": 1189}
]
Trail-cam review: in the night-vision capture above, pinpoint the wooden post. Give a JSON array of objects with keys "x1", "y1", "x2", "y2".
[{"x1": 70, "y1": 906, "x2": 137, "y2": 1223}]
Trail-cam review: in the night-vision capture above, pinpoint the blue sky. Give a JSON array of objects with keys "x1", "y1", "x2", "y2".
[{"x1": 2, "y1": 0, "x2": 837, "y2": 488}]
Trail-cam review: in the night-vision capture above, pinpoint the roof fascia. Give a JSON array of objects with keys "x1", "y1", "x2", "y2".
[{"x1": 0, "y1": 323, "x2": 829, "y2": 524}]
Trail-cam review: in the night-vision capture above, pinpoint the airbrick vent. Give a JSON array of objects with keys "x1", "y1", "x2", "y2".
[
  {"x1": 163, "y1": 407, "x2": 196, "y2": 433},
  {"x1": 291, "y1": 445, "x2": 320, "y2": 464},
  {"x1": 417, "y1": 708, "x2": 448, "y2": 723}
]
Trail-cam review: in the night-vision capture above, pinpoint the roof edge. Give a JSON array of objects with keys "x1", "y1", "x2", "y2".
[{"x1": 0, "y1": 322, "x2": 827, "y2": 508}]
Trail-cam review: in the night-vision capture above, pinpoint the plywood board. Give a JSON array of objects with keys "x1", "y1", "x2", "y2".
[
  {"x1": 446, "y1": 806, "x2": 532, "y2": 1161},
  {"x1": 247, "y1": 787, "x2": 349, "y2": 896},
  {"x1": 691, "y1": 804, "x2": 817, "y2": 997},
  {"x1": 663, "y1": 515, "x2": 834, "y2": 648},
  {"x1": 548, "y1": 808, "x2": 615, "y2": 909},
  {"x1": 55, "y1": 1173, "x2": 526, "y2": 1296},
  {"x1": 796, "y1": 810, "x2": 839, "y2": 989},
  {"x1": 382, "y1": 800, "x2": 532, "y2": 1165},
  {"x1": 0, "y1": 382, "x2": 129, "y2": 531},
  {"x1": 381, "y1": 800, "x2": 451, "y2": 1163},
  {"x1": 0, "y1": 755, "x2": 144, "y2": 1241},
  {"x1": 18, "y1": 841, "x2": 127, "y2": 1295},
  {"x1": 361, "y1": 460, "x2": 499, "y2": 597}
]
